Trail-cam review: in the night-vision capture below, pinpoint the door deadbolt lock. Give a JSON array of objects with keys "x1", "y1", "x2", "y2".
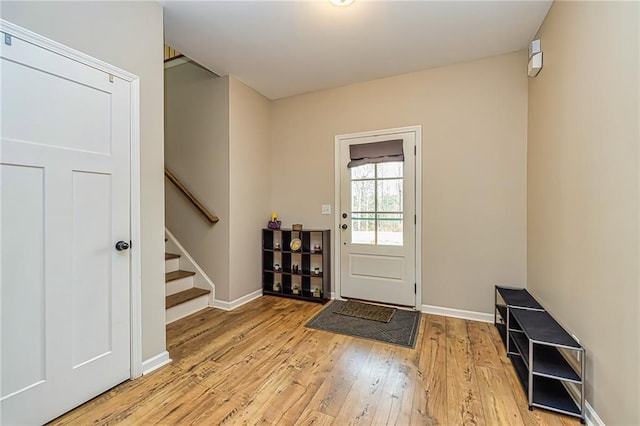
[
  {"x1": 341, "y1": 224, "x2": 348, "y2": 230},
  {"x1": 342, "y1": 213, "x2": 348, "y2": 219}
]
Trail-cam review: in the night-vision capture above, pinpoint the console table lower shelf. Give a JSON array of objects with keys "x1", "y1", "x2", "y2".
[{"x1": 509, "y1": 353, "x2": 583, "y2": 417}]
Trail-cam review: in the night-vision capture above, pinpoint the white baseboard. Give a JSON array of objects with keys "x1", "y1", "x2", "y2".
[
  {"x1": 141, "y1": 351, "x2": 172, "y2": 375},
  {"x1": 421, "y1": 304, "x2": 493, "y2": 323},
  {"x1": 585, "y1": 400, "x2": 604, "y2": 426},
  {"x1": 214, "y1": 289, "x2": 262, "y2": 311},
  {"x1": 566, "y1": 382, "x2": 603, "y2": 426}
]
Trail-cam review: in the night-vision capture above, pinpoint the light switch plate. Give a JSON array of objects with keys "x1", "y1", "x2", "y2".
[{"x1": 321, "y1": 204, "x2": 331, "y2": 215}]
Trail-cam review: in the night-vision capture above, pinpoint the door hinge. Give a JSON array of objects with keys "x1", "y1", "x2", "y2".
[
  {"x1": 109, "y1": 74, "x2": 114, "y2": 83},
  {"x1": 414, "y1": 145, "x2": 416, "y2": 156},
  {"x1": 4, "y1": 33, "x2": 12, "y2": 46},
  {"x1": 414, "y1": 283, "x2": 417, "y2": 294},
  {"x1": 414, "y1": 214, "x2": 416, "y2": 225}
]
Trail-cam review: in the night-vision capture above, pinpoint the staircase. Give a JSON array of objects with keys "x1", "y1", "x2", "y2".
[{"x1": 165, "y1": 252, "x2": 211, "y2": 323}]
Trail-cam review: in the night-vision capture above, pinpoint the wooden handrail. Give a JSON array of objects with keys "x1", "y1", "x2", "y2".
[{"x1": 164, "y1": 168, "x2": 219, "y2": 224}]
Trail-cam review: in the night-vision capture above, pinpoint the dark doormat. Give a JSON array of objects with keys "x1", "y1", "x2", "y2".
[
  {"x1": 305, "y1": 300, "x2": 421, "y2": 348},
  {"x1": 334, "y1": 300, "x2": 396, "y2": 323}
]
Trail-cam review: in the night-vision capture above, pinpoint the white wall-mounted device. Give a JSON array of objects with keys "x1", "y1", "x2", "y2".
[
  {"x1": 529, "y1": 39, "x2": 541, "y2": 58},
  {"x1": 528, "y1": 39, "x2": 543, "y2": 77}
]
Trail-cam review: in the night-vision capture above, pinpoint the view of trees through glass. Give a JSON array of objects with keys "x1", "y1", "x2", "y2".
[{"x1": 351, "y1": 162, "x2": 403, "y2": 246}]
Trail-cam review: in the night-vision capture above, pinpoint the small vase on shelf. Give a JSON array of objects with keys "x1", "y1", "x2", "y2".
[{"x1": 268, "y1": 212, "x2": 281, "y2": 229}]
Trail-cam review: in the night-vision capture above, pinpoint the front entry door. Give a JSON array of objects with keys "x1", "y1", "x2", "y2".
[
  {"x1": 339, "y1": 130, "x2": 416, "y2": 307},
  {"x1": 1, "y1": 28, "x2": 132, "y2": 424}
]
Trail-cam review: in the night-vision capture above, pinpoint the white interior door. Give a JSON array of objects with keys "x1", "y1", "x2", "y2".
[
  {"x1": 1, "y1": 30, "x2": 131, "y2": 425},
  {"x1": 339, "y1": 131, "x2": 416, "y2": 307}
]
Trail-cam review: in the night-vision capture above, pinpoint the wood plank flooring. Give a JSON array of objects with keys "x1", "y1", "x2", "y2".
[{"x1": 50, "y1": 296, "x2": 580, "y2": 425}]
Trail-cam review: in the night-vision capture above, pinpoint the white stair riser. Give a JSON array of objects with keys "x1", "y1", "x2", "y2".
[
  {"x1": 165, "y1": 258, "x2": 180, "y2": 274},
  {"x1": 166, "y1": 294, "x2": 209, "y2": 324},
  {"x1": 166, "y1": 276, "x2": 194, "y2": 296}
]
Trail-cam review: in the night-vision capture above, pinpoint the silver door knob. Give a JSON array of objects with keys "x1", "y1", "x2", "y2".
[
  {"x1": 341, "y1": 224, "x2": 348, "y2": 230},
  {"x1": 115, "y1": 241, "x2": 130, "y2": 251}
]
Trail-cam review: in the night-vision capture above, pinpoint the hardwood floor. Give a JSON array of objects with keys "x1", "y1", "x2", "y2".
[{"x1": 51, "y1": 296, "x2": 580, "y2": 425}]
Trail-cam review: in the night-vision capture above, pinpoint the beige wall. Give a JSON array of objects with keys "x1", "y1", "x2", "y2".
[
  {"x1": 1, "y1": 1, "x2": 166, "y2": 361},
  {"x1": 228, "y1": 76, "x2": 271, "y2": 301},
  {"x1": 527, "y1": 2, "x2": 640, "y2": 424},
  {"x1": 270, "y1": 51, "x2": 528, "y2": 314},
  {"x1": 164, "y1": 65, "x2": 231, "y2": 300}
]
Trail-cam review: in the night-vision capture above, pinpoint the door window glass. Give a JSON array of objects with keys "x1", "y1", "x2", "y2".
[
  {"x1": 350, "y1": 161, "x2": 403, "y2": 246},
  {"x1": 351, "y1": 180, "x2": 375, "y2": 212}
]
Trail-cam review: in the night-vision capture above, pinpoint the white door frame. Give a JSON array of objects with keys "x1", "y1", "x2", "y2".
[
  {"x1": 334, "y1": 125, "x2": 422, "y2": 310},
  {"x1": 1, "y1": 19, "x2": 144, "y2": 378}
]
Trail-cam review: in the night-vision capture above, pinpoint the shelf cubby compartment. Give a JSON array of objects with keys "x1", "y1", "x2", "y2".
[
  {"x1": 508, "y1": 353, "x2": 581, "y2": 417},
  {"x1": 495, "y1": 286, "x2": 544, "y2": 356},
  {"x1": 509, "y1": 325, "x2": 581, "y2": 383}
]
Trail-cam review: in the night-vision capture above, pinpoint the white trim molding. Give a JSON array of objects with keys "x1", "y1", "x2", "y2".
[
  {"x1": 566, "y1": 382, "x2": 604, "y2": 426},
  {"x1": 0, "y1": 19, "x2": 138, "y2": 81},
  {"x1": 584, "y1": 400, "x2": 604, "y2": 426},
  {"x1": 129, "y1": 77, "x2": 143, "y2": 380},
  {"x1": 421, "y1": 304, "x2": 494, "y2": 323},
  {"x1": 214, "y1": 289, "x2": 263, "y2": 311},
  {"x1": 142, "y1": 351, "x2": 172, "y2": 375},
  {"x1": 334, "y1": 125, "x2": 423, "y2": 311},
  {"x1": 0, "y1": 19, "x2": 143, "y2": 380}
]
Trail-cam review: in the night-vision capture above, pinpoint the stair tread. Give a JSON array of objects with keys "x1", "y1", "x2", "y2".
[
  {"x1": 166, "y1": 288, "x2": 210, "y2": 309},
  {"x1": 166, "y1": 270, "x2": 196, "y2": 282},
  {"x1": 165, "y1": 253, "x2": 181, "y2": 260}
]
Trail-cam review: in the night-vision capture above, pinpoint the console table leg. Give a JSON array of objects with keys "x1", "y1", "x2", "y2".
[{"x1": 528, "y1": 341, "x2": 534, "y2": 406}]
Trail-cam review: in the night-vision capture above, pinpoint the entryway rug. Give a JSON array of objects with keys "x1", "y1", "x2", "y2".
[
  {"x1": 305, "y1": 300, "x2": 421, "y2": 348},
  {"x1": 333, "y1": 300, "x2": 396, "y2": 323}
]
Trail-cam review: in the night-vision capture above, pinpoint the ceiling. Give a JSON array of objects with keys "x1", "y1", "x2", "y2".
[{"x1": 161, "y1": 1, "x2": 552, "y2": 100}]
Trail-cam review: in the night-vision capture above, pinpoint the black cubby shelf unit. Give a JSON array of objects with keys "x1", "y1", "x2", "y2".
[
  {"x1": 262, "y1": 228, "x2": 330, "y2": 304},
  {"x1": 494, "y1": 286, "x2": 586, "y2": 424}
]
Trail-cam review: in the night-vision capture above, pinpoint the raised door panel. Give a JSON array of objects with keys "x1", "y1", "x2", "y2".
[
  {"x1": 0, "y1": 164, "x2": 46, "y2": 399},
  {"x1": 1, "y1": 42, "x2": 111, "y2": 154},
  {"x1": 71, "y1": 171, "x2": 113, "y2": 368}
]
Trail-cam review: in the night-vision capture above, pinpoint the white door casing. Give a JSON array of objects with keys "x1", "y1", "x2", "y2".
[
  {"x1": 0, "y1": 20, "x2": 141, "y2": 425},
  {"x1": 335, "y1": 127, "x2": 422, "y2": 308}
]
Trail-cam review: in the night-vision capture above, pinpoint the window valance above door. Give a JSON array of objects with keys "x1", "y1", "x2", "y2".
[{"x1": 347, "y1": 139, "x2": 404, "y2": 168}]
